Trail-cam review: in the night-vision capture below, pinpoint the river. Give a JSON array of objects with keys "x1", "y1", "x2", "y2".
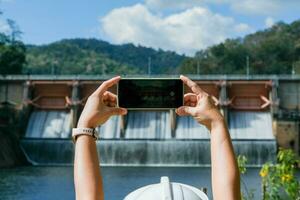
[{"x1": 0, "y1": 166, "x2": 269, "y2": 200}]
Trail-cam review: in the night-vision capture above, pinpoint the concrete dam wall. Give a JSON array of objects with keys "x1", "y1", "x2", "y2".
[{"x1": 1, "y1": 75, "x2": 299, "y2": 167}]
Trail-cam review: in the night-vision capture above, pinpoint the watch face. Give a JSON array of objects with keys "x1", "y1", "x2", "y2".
[{"x1": 118, "y1": 79, "x2": 183, "y2": 109}]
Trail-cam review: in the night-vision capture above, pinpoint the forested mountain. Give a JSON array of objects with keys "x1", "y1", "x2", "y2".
[
  {"x1": 25, "y1": 39, "x2": 186, "y2": 75},
  {"x1": 25, "y1": 19, "x2": 300, "y2": 76},
  {"x1": 179, "y1": 20, "x2": 300, "y2": 75},
  {"x1": 4, "y1": 17, "x2": 300, "y2": 75}
]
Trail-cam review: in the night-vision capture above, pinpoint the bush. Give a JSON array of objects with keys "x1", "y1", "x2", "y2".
[{"x1": 260, "y1": 148, "x2": 300, "y2": 200}]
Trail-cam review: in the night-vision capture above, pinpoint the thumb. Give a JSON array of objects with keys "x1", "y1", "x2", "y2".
[
  {"x1": 176, "y1": 106, "x2": 197, "y2": 116},
  {"x1": 109, "y1": 107, "x2": 127, "y2": 116}
]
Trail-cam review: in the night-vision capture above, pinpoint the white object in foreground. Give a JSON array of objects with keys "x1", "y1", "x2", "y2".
[{"x1": 124, "y1": 176, "x2": 209, "y2": 200}]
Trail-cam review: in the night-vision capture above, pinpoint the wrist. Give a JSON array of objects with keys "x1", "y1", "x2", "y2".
[
  {"x1": 211, "y1": 117, "x2": 226, "y2": 130},
  {"x1": 77, "y1": 121, "x2": 94, "y2": 128},
  {"x1": 208, "y1": 110, "x2": 224, "y2": 128}
]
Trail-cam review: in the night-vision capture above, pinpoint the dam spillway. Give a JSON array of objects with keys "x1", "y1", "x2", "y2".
[
  {"x1": 21, "y1": 110, "x2": 276, "y2": 166},
  {"x1": 25, "y1": 110, "x2": 72, "y2": 138},
  {"x1": 2, "y1": 75, "x2": 299, "y2": 166}
]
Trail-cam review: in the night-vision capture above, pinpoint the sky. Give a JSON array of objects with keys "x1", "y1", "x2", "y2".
[{"x1": 0, "y1": 0, "x2": 299, "y2": 56}]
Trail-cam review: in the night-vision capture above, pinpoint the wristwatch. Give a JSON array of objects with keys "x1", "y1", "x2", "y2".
[{"x1": 72, "y1": 127, "x2": 99, "y2": 143}]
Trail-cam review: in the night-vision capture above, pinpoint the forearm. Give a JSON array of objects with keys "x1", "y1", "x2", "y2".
[
  {"x1": 210, "y1": 120, "x2": 241, "y2": 200},
  {"x1": 74, "y1": 135, "x2": 103, "y2": 200}
]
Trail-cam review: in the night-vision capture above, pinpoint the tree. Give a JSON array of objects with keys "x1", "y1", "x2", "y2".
[
  {"x1": 0, "y1": 12, "x2": 26, "y2": 75},
  {"x1": 179, "y1": 19, "x2": 300, "y2": 75}
]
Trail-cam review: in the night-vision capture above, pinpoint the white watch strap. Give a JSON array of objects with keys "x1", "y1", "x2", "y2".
[{"x1": 72, "y1": 128, "x2": 99, "y2": 143}]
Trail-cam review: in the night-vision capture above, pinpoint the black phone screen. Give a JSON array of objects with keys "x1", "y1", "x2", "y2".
[{"x1": 118, "y1": 79, "x2": 183, "y2": 109}]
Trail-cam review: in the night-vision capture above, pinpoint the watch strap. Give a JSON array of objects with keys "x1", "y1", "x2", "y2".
[{"x1": 72, "y1": 127, "x2": 99, "y2": 143}]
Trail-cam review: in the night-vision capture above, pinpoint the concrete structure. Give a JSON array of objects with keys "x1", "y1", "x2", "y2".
[{"x1": 0, "y1": 75, "x2": 299, "y2": 166}]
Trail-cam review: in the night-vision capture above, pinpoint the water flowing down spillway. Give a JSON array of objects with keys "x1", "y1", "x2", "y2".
[
  {"x1": 97, "y1": 116, "x2": 121, "y2": 139},
  {"x1": 20, "y1": 138, "x2": 276, "y2": 166},
  {"x1": 25, "y1": 110, "x2": 72, "y2": 138},
  {"x1": 176, "y1": 116, "x2": 210, "y2": 139},
  {"x1": 229, "y1": 111, "x2": 273, "y2": 139},
  {"x1": 21, "y1": 110, "x2": 277, "y2": 166},
  {"x1": 125, "y1": 111, "x2": 171, "y2": 139}
]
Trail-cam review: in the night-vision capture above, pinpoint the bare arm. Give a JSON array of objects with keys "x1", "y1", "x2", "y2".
[
  {"x1": 210, "y1": 119, "x2": 241, "y2": 200},
  {"x1": 176, "y1": 75, "x2": 241, "y2": 200},
  {"x1": 74, "y1": 135, "x2": 103, "y2": 200},
  {"x1": 74, "y1": 76, "x2": 127, "y2": 200}
]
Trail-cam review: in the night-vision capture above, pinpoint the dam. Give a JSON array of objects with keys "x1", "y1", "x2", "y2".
[{"x1": 1, "y1": 75, "x2": 299, "y2": 167}]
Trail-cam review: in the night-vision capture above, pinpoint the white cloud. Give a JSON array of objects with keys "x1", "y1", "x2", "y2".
[
  {"x1": 145, "y1": 0, "x2": 300, "y2": 16},
  {"x1": 230, "y1": 0, "x2": 280, "y2": 15},
  {"x1": 265, "y1": 17, "x2": 275, "y2": 28},
  {"x1": 101, "y1": 4, "x2": 252, "y2": 56},
  {"x1": 145, "y1": 0, "x2": 204, "y2": 11},
  {"x1": 145, "y1": 0, "x2": 231, "y2": 11}
]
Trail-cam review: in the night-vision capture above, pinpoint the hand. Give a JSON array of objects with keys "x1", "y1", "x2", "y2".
[
  {"x1": 77, "y1": 76, "x2": 127, "y2": 128},
  {"x1": 175, "y1": 75, "x2": 223, "y2": 130}
]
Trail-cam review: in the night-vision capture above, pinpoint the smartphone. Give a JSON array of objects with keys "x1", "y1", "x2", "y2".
[{"x1": 117, "y1": 78, "x2": 183, "y2": 109}]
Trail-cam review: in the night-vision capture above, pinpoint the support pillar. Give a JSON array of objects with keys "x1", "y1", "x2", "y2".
[
  {"x1": 270, "y1": 79, "x2": 279, "y2": 115},
  {"x1": 170, "y1": 109, "x2": 176, "y2": 138},
  {"x1": 269, "y1": 79, "x2": 280, "y2": 140},
  {"x1": 22, "y1": 80, "x2": 32, "y2": 109},
  {"x1": 71, "y1": 81, "x2": 80, "y2": 129},
  {"x1": 21, "y1": 81, "x2": 33, "y2": 136},
  {"x1": 219, "y1": 81, "x2": 228, "y2": 123},
  {"x1": 120, "y1": 115, "x2": 126, "y2": 138}
]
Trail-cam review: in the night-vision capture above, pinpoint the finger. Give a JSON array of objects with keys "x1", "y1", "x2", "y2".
[
  {"x1": 175, "y1": 106, "x2": 197, "y2": 117},
  {"x1": 190, "y1": 102, "x2": 196, "y2": 107},
  {"x1": 104, "y1": 101, "x2": 116, "y2": 107},
  {"x1": 180, "y1": 75, "x2": 204, "y2": 95},
  {"x1": 93, "y1": 76, "x2": 121, "y2": 97},
  {"x1": 184, "y1": 93, "x2": 197, "y2": 103},
  {"x1": 184, "y1": 101, "x2": 191, "y2": 106},
  {"x1": 211, "y1": 96, "x2": 219, "y2": 106},
  {"x1": 109, "y1": 107, "x2": 127, "y2": 116},
  {"x1": 184, "y1": 99, "x2": 197, "y2": 107},
  {"x1": 185, "y1": 102, "x2": 196, "y2": 107},
  {"x1": 103, "y1": 91, "x2": 117, "y2": 102}
]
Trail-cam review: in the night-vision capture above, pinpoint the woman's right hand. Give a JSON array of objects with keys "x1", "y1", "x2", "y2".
[
  {"x1": 175, "y1": 75, "x2": 224, "y2": 130},
  {"x1": 77, "y1": 76, "x2": 127, "y2": 129}
]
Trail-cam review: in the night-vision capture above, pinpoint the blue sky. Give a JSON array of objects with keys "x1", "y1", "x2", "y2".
[{"x1": 1, "y1": 0, "x2": 299, "y2": 55}]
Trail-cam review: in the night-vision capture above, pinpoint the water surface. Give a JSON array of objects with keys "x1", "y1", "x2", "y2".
[{"x1": 0, "y1": 166, "x2": 270, "y2": 200}]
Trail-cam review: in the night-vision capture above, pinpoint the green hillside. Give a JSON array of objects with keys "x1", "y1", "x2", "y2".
[
  {"x1": 25, "y1": 39, "x2": 187, "y2": 75},
  {"x1": 179, "y1": 20, "x2": 300, "y2": 75},
  {"x1": 2, "y1": 16, "x2": 300, "y2": 75}
]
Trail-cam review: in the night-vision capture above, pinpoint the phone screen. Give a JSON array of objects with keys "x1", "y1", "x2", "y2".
[{"x1": 118, "y1": 79, "x2": 183, "y2": 109}]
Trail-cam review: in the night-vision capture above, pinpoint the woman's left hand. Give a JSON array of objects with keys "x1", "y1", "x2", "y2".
[{"x1": 77, "y1": 76, "x2": 127, "y2": 128}]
